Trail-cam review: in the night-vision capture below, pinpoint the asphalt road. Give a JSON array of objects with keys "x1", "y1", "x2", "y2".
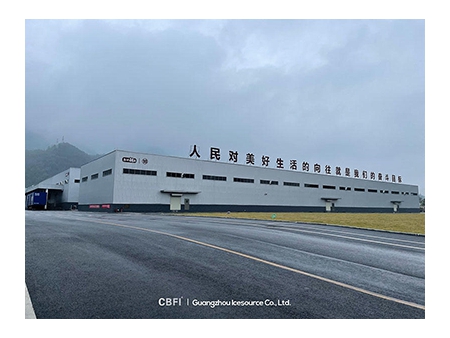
[{"x1": 25, "y1": 211, "x2": 425, "y2": 319}]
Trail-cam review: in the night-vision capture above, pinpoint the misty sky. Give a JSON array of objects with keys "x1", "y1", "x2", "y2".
[{"x1": 25, "y1": 19, "x2": 425, "y2": 193}]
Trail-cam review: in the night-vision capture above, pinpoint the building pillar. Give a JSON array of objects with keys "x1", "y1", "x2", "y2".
[{"x1": 45, "y1": 189, "x2": 48, "y2": 210}]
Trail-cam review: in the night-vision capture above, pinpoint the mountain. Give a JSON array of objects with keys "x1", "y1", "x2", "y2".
[{"x1": 25, "y1": 142, "x2": 101, "y2": 188}]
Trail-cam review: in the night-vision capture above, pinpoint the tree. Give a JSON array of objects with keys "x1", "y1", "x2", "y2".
[{"x1": 419, "y1": 195, "x2": 425, "y2": 212}]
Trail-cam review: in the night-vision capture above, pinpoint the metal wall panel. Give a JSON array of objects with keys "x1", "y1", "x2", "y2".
[{"x1": 77, "y1": 150, "x2": 420, "y2": 212}]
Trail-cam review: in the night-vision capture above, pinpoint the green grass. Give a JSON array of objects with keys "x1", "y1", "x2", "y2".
[{"x1": 185, "y1": 212, "x2": 425, "y2": 235}]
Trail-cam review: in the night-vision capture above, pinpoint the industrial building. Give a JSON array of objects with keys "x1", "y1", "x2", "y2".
[
  {"x1": 25, "y1": 149, "x2": 420, "y2": 213},
  {"x1": 79, "y1": 149, "x2": 419, "y2": 213},
  {"x1": 25, "y1": 167, "x2": 80, "y2": 210}
]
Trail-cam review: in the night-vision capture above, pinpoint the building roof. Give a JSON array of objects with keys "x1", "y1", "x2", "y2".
[{"x1": 25, "y1": 184, "x2": 64, "y2": 195}]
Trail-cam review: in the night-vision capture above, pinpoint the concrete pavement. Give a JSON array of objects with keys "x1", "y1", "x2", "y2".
[{"x1": 25, "y1": 211, "x2": 425, "y2": 318}]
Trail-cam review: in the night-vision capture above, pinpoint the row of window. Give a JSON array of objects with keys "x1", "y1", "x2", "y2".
[
  {"x1": 167, "y1": 172, "x2": 195, "y2": 179},
  {"x1": 80, "y1": 167, "x2": 417, "y2": 196},
  {"x1": 81, "y1": 168, "x2": 114, "y2": 182},
  {"x1": 202, "y1": 174, "x2": 227, "y2": 181},
  {"x1": 123, "y1": 168, "x2": 157, "y2": 176}
]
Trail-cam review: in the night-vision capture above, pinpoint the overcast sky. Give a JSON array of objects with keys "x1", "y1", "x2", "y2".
[{"x1": 25, "y1": 19, "x2": 425, "y2": 193}]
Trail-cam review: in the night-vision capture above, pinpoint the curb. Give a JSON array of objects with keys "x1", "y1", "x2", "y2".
[
  {"x1": 167, "y1": 213, "x2": 425, "y2": 237},
  {"x1": 25, "y1": 284, "x2": 36, "y2": 319},
  {"x1": 291, "y1": 221, "x2": 425, "y2": 237}
]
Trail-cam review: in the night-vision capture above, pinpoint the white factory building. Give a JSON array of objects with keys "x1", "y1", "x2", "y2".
[
  {"x1": 66, "y1": 149, "x2": 419, "y2": 213},
  {"x1": 25, "y1": 149, "x2": 420, "y2": 213}
]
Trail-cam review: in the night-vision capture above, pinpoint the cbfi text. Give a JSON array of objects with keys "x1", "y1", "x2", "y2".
[{"x1": 157, "y1": 298, "x2": 290, "y2": 307}]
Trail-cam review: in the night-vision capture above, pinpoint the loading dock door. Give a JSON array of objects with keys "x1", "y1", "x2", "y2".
[
  {"x1": 161, "y1": 190, "x2": 200, "y2": 211},
  {"x1": 170, "y1": 195, "x2": 182, "y2": 211},
  {"x1": 321, "y1": 198, "x2": 339, "y2": 212},
  {"x1": 391, "y1": 201, "x2": 402, "y2": 213}
]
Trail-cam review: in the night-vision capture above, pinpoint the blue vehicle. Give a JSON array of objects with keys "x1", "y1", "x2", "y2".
[{"x1": 26, "y1": 190, "x2": 47, "y2": 210}]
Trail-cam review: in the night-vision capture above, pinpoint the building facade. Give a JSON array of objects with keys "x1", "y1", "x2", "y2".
[
  {"x1": 25, "y1": 168, "x2": 81, "y2": 210},
  {"x1": 76, "y1": 150, "x2": 420, "y2": 213}
]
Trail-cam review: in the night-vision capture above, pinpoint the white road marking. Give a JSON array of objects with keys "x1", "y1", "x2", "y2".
[
  {"x1": 187, "y1": 217, "x2": 425, "y2": 250},
  {"x1": 91, "y1": 219, "x2": 425, "y2": 311}
]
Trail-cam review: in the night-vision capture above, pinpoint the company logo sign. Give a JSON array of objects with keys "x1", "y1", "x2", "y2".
[
  {"x1": 122, "y1": 156, "x2": 148, "y2": 165},
  {"x1": 122, "y1": 157, "x2": 137, "y2": 163}
]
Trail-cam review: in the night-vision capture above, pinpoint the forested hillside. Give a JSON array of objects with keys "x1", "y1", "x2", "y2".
[{"x1": 25, "y1": 142, "x2": 101, "y2": 188}]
